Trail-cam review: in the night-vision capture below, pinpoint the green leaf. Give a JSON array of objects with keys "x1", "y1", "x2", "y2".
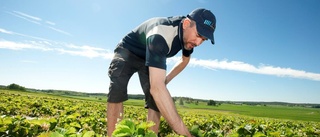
[
  {"x1": 29, "y1": 119, "x2": 42, "y2": 126},
  {"x1": 253, "y1": 132, "x2": 267, "y2": 137},
  {"x1": 70, "y1": 122, "x2": 81, "y2": 128},
  {"x1": 136, "y1": 127, "x2": 145, "y2": 135},
  {"x1": 37, "y1": 132, "x2": 51, "y2": 137},
  {"x1": 76, "y1": 133, "x2": 83, "y2": 137},
  {"x1": 112, "y1": 125, "x2": 132, "y2": 136},
  {"x1": 237, "y1": 127, "x2": 246, "y2": 135},
  {"x1": 48, "y1": 118, "x2": 57, "y2": 123},
  {"x1": 66, "y1": 127, "x2": 77, "y2": 134},
  {"x1": 190, "y1": 125, "x2": 202, "y2": 137},
  {"x1": 49, "y1": 132, "x2": 64, "y2": 137},
  {"x1": 136, "y1": 121, "x2": 155, "y2": 132},
  {"x1": 83, "y1": 131, "x2": 95, "y2": 137},
  {"x1": 268, "y1": 131, "x2": 280, "y2": 136},
  {"x1": 119, "y1": 119, "x2": 135, "y2": 131},
  {"x1": 112, "y1": 132, "x2": 132, "y2": 137},
  {"x1": 0, "y1": 126, "x2": 7, "y2": 132},
  {"x1": 190, "y1": 125, "x2": 199, "y2": 134},
  {"x1": 3, "y1": 117, "x2": 12, "y2": 125},
  {"x1": 73, "y1": 112, "x2": 81, "y2": 117},
  {"x1": 67, "y1": 115, "x2": 76, "y2": 119},
  {"x1": 144, "y1": 131, "x2": 157, "y2": 137}
]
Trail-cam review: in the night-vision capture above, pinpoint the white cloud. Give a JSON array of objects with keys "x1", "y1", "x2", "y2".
[
  {"x1": 7, "y1": 10, "x2": 71, "y2": 36},
  {"x1": 187, "y1": 58, "x2": 320, "y2": 81},
  {"x1": 0, "y1": 40, "x2": 50, "y2": 51},
  {"x1": 256, "y1": 65, "x2": 320, "y2": 81},
  {"x1": 0, "y1": 28, "x2": 14, "y2": 34},
  {"x1": 45, "y1": 21, "x2": 56, "y2": 26},
  {"x1": 8, "y1": 11, "x2": 41, "y2": 25},
  {"x1": 0, "y1": 40, "x2": 32, "y2": 50},
  {"x1": 0, "y1": 39, "x2": 113, "y2": 58},
  {"x1": 0, "y1": 28, "x2": 52, "y2": 41},
  {"x1": 47, "y1": 26, "x2": 72, "y2": 36},
  {"x1": 13, "y1": 11, "x2": 42, "y2": 21},
  {"x1": 66, "y1": 44, "x2": 105, "y2": 51},
  {"x1": 57, "y1": 44, "x2": 113, "y2": 58},
  {"x1": 56, "y1": 48, "x2": 111, "y2": 58}
]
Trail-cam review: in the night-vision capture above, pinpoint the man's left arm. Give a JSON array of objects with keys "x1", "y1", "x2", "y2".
[{"x1": 165, "y1": 55, "x2": 190, "y2": 84}]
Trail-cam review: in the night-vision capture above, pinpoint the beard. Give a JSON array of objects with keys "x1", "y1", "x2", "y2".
[{"x1": 184, "y1": 42, "x2": 195, "y2": 51}]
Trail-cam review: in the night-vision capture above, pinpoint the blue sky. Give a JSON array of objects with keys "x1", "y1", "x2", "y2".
[{"x1": 1, "y1": 0, "x2": 319, "y2": 104}]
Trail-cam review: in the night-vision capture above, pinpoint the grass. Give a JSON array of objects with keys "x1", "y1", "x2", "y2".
[
  {"x1": 60, "y1": 95, "x2": 108, "y2": 103},
  {"x1": 183, "y1": 102, "x2": 320, "y2": 122},
  {"x1": 124, "y1": 99, "x2": 145, "y2": 106}
]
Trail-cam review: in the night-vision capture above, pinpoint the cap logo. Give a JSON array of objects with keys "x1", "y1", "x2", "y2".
[
  {"x1": 204, "y1": 19, "x2": 215, "y2": 29},
  {"x1": 204, "y1": 20, "x2": 212, "y2": 25}
]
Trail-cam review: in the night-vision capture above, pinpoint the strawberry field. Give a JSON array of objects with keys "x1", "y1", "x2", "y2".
[{"x1": 0, "y1": 90, "x2": 319, "y2": 137}]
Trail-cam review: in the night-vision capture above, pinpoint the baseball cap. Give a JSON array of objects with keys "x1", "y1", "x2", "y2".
[{"x1": 187, "y1": 8, "x2": 216, "y2": 45}]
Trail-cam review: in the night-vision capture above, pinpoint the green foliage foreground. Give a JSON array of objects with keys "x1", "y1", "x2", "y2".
[{"x1": 0, "y1": 90, "x2": 320, "y2": 137}]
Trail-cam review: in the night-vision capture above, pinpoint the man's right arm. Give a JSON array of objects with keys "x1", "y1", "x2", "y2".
[{"x1": 149, "y1": 66, "x2": 192, "y2": 137}]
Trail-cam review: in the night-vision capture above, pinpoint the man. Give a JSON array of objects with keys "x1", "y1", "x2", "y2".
[{"x1": 107, "y1": 8, "x2": 216, "y2": 136}]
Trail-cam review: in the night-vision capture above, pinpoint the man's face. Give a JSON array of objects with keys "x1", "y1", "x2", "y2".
[{"x1": 182, "y1": 19, "x2": 207, "y2": 50}]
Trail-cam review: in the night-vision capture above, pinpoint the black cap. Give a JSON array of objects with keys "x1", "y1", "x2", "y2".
[{"x1": 187, "y1": 8, "x2": 216, "y2": 45}]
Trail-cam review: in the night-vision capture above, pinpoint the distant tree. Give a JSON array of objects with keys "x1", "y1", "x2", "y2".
[
  {"x1": 185, "y1": 97, "x2": 193, "y2": 104},
  {"x1": 179, "y1": 98, "x2": 184, "y2": 106},
  {"x1": 172, "y1": 97, "x2": 176, "y2": 103},
  {"x1": 0, "y1": 85, "x2": 6, "y2": 89},
  {"x1": 7, "y1": 83, "x2": 26, "y2": 91},
  {"x1": 195, "y1": 100, "x2": 199, "y2": 105},
  {"x1": 313, "y1": 105, "x2": 320, "y2": 108},
  {"x1": 207, "y1": 100, "x2": 216, "y2": 106}
]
